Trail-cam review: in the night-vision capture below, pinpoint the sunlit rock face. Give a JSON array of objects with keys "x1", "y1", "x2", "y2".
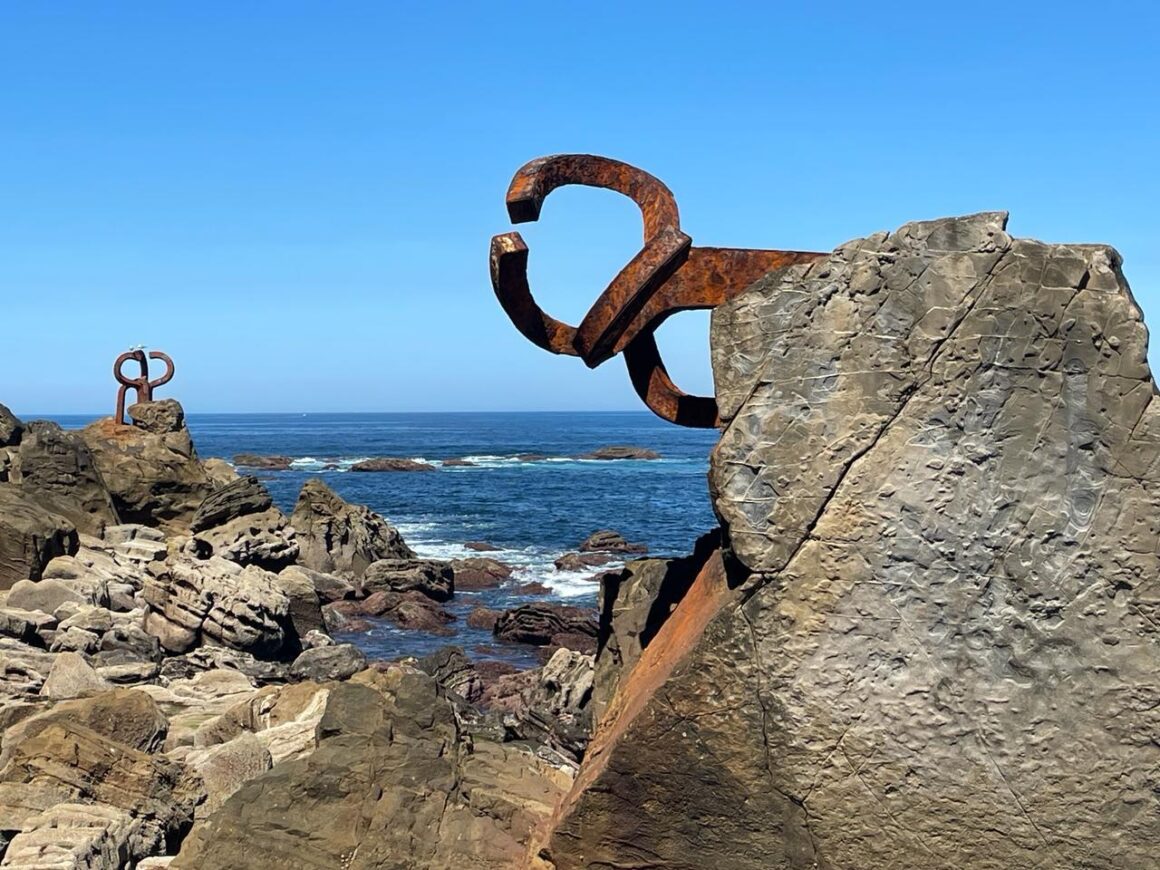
[{"x1": 542, "y1": 213, "x2": 1160, "y2": 869}]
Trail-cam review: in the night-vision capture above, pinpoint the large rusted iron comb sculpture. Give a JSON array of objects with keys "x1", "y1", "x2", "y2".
[
  {"x1": 113, "y1": 348, "x2": 175, "y2": 425},
  {"x1": 490, "y1": 154, "x2": 825, "y2": 427}
]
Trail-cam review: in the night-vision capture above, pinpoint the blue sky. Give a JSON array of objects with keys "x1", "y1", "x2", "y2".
[{"x1": 2, "y1": 2, "x2": 1157, "y2": 414}]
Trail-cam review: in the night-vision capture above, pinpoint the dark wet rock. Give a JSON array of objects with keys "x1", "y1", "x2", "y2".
[
  {"x1": 542, "y1": 631, "x2": 597, "y2": 656},
  {"x1": 513, "y1": 581, "x2": 552, "y2": 596},
  {"x1": 554, "y1": 550, "x2": 613, "y2": 572},
  {"x1": 232, "y1": 454, "x2": 292, "y2": 470},
  {"x1": 466, "y1": 606, "x2": 502, "y2": 631},
  {"x1": 289, "y1": 478, "x2": 414, "y2": 578},
  {"x1": 464, "y1": 540, "x2": 501, "y2": 552},
  {"x1": 493, "y1": 603, "x2": 597, "y2": 647},
  {"x1": 325, "y1": 593, "x2": 454, "y2": 637},
  {"x1": 592, "y1": 542, "x2": 711, "y2": 719},
  {"x1": 0, "y1": 484, "x2": 78, "y2": 589},
  {"x1": 171, "y1": 667, "x2": 567, "y2": 869},
  {"x1": 0, "y1": 607, "x2": 57, "y2": 646},
  {"x1": 81, "y1": 405, "x2": 214, "y2": 531},
  {"x1": 8, "y1": 421, "x2": 120, "y2": 536},
  {"x1": 0, "y1": 403, "x2": 23, "y2": 448},
  {"x1": 578, "y1": 528, "x2": 647, "y2": 554},
  {"x1": 190, "y1": 475, "x2": 273, "y2": 533},
  {"x1": 450, "y1": 556, "x2": 512, "y2": 589},
  {"x1": 573, "y1": 445, "x2": 661, "y2": 460},
  {"x1": 361, "y1": 558, "x2": 453, "y2": 602},
  {"x1": 441, "y1": 458, "x2": 476, "y2": 467},
  {"x1": 416, "y1": 645, "x2": 483, "y2": 702},
  {"x1": 349, "y1": 457, "x2": 437, "y2": 472},
  {"x1": 289, "y1": 643, "x2": 366, "y2": 682}
]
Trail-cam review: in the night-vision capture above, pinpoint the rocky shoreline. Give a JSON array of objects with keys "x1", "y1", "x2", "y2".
[{"x1": 0, "y1": 398, "x2": 648, "y2": 867}]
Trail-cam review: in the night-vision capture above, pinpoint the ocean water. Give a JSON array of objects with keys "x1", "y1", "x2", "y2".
[{"x1": 52, "y1": 411, "x2": 720, "y2": 665}]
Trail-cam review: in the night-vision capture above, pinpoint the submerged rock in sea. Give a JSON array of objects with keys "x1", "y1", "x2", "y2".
[
  {"x1": 232, "y1": 453, "x2": 293, "y2": 470},
  {"x1": 573, "y1": 445, "x2": 661, "y2": 460},
  {"x1": 578, "y1": 529, "x2": 647, "y2": 554},
  {"x1": 349, "y1": 457, "x2": 437, "y2": 472},
  {"x1": 289, "y1": 478, "x2": 415, "y2": 578},
  {"x1": 540, "y1": 213, "x2": 1160, "y2": 869}
]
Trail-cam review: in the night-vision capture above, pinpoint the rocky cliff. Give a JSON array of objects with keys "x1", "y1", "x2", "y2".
[{"x1": 538, "y1": 213, "x2": 1160, "y2": 869}]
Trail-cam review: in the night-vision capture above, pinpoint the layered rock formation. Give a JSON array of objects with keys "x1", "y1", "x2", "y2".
[{"x1": 538, "y1": 213, "x2": 1160, "y2": 869}]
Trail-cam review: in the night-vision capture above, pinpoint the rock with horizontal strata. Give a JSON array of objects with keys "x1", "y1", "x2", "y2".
[
  {"x1": 142, "y1": 555, "x2": 292, "y2": 658},
  {"x1": 540, "y1": 213, "x2": 1160, "y2": 869}
]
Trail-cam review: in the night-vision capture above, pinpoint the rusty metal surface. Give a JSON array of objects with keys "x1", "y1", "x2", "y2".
[
  {"x1": 113, "y1": 349, "x2": 175, "y2": 425},
  {"x1": 489, "y1": 154, "x2": 826, "y2": 427}
]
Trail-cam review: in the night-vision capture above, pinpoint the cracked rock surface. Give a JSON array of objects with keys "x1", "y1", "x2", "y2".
[{"x1": 543, "y1": 213, "x2": 1160, "y2": 869}]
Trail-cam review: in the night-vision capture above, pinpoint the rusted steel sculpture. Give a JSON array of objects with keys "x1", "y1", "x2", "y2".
[
  {"x1": 113, "y1": 348, "x2": 175, "y2": 425},
  {"x1": 490, "y1": 154, "x2": 826, "y2": 427}
]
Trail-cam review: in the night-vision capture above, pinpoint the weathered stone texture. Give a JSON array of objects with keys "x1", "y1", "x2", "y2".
[{"x1": 545, "y1": 213, "x2": 1160, "y2": 869}]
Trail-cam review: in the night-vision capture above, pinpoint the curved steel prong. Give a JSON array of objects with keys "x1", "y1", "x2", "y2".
[
  {"x1": 506, "y1": 154, "x2": 680, "y2": 243},
  {"x1": 489, "y1": 232, "x2": 579, "y2": 356},
  {"x1": 147, "y1": 351, "x2": 175, "y2": 390},
  {"x1": 623, "y1": 333, "x2": 720, "y2": 428}
]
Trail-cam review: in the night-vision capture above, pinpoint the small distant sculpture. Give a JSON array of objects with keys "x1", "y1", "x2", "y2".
[
  {"x1": 489, "y1": 154, "x2": 825, "y2": 428},
  {"x1": 113, "y1": 348, "x2": 175, "y2": 425}
]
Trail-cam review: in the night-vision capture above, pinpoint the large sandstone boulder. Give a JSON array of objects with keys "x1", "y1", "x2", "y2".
[
  {"x1": 0, "y1": 485, "x2": 78, "y2": 589},
  {"x1": 539, "y1": 213, "x2": 1160, "y2": 868},
  {"x1": 81, "y1": 401, "x2": 214, "y2": 531},
  {"x1": 142, "y1": 556, "x2": 293, "y2": 659},
  {"x1": 289, "y1": 478, "x2": 415, "y2": 577},
  {"x1": 7, "y1": 421, "x2": 120, "y2": 536},
  {"x1": 171, "y1": 667, "x2": 569, "y2": 869}
]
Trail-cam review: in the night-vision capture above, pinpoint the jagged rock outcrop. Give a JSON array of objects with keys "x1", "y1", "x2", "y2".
[
  {"x1": 81, "y1": 401, "x2": 214, "y2": 531},
  {"x1": 7, "y1": 421, "x2": 120, "y2": 536},
  {"x1": 171, "y1": 667, "x2": 570, "y2": 869},
  {"x1": 0, "y1": 403, "x2": 22, "y2": 449},
  {"x1": 289, "y1": 478, "x2": 415, "y2": 578},
  {"x1": 0, "y1": 485, "x2": 78, "y2": 588},
  {"x1": 539, "y1": 213, "x2": 1160, "y2": 869},
  {"x1": 189, "y1": 476, "x2": 273, "y2": 533}
]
